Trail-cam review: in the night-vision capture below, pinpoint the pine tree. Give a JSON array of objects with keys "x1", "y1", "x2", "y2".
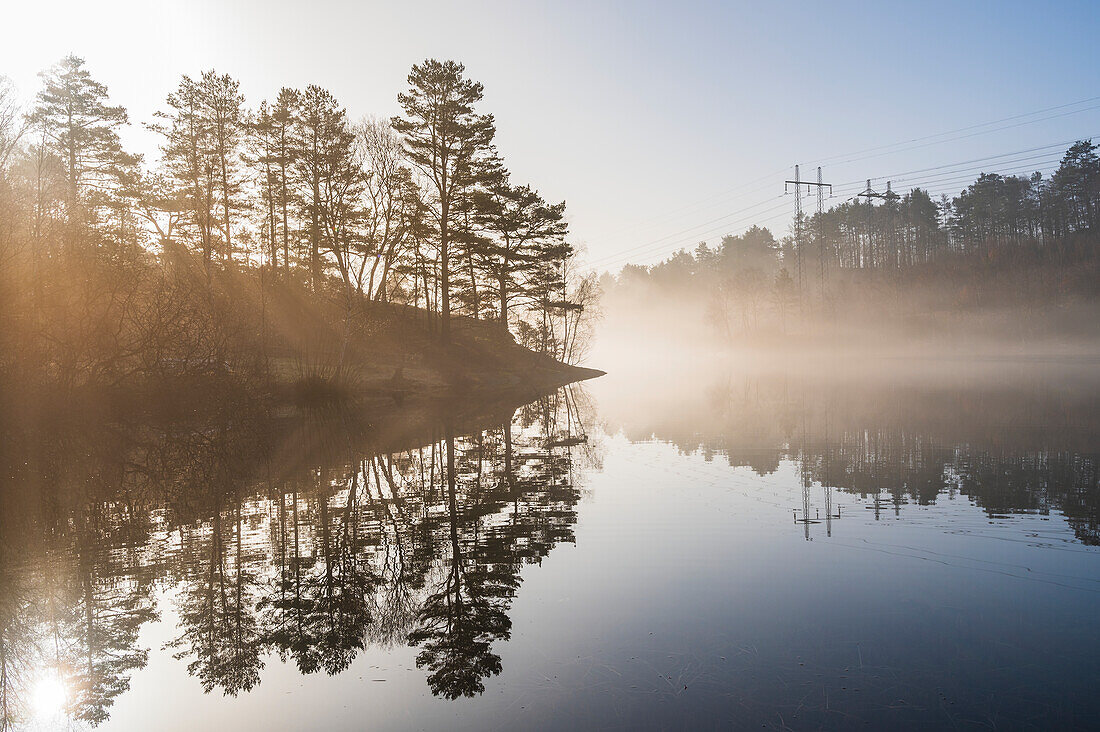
[
  {"x1": 198, "y1": 71, "x2": 245, "y2": 264},
  {"x1": 271, "y1": 89, "x2": 299, "y2": 273},
  {"x1": 292, "y1": 86, "x2": 364, "y2": 293},
  {"x1": 154, "y1": 75, "x2": 217, "y2": 265},
  {"x1": 392, "y1": 59, "x2": 496, "y2": 343},
  {"x1": 29, "y1": 55, "x2": 132, "y2": 241},
  {"x1": 474, "y1": 169, "x2": 567, "y2": 332}
]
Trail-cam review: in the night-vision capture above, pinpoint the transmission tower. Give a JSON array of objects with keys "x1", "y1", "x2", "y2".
[
  {"x1": 816, "y1": 166, "x2": 827, "y2": 306},
  {"x1": 785, "y1": 167, "x2": 832, "y2": 309},
  {"x1": 855, "y1": 179, "x2": 899, "y2": 267}
]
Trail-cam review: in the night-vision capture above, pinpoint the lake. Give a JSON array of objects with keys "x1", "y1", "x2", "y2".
[{"x1": 2, "y1": 358, "x2": 1099, "y2": 730}]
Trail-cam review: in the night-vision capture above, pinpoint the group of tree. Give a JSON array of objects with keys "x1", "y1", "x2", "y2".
[
  {"x1": 808, "y1": 143, "x2": 1098, "y2": 270},
  {"x1": 600, "y1": 141, "x2": 1100, "y2": 339},
  {"x1": 0, "y1": 56, "x2": 589, "y2": 391}
]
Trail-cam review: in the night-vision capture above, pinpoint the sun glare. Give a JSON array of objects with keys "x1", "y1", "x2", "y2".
[{"x1": 31, "y1": 674, "x2": 68, "y2": 720}]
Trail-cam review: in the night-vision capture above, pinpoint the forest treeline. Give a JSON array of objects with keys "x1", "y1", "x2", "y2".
[
  {"x1": 600, "y1": 142, "x2": 1100, "y2": 347},
  {"x1": 0, "y1": 57, "x2": 596, "y2": 392}
]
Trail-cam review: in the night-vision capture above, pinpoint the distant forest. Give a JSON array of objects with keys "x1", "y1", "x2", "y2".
[
  {"x1": 0, "y1": 57, "x2": 596, "y2": 391},
  {"x1": 601, "y1": 141, "x2": 1100, "y2": 346}
]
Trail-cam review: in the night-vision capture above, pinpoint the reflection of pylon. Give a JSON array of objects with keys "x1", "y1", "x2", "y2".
[
  {"x1": 823, "y1": 413, "x2": 836, "y2": 537},
  {"x1": 793, "y1": 411, "x2": 842, "y2": 540},
  {"x1": 865, "y1": 491, "x2": 893, "y2": 520},
  {"x1": 792, "y1": 484, "x2": 842, "y2": 541},
  {"x1": 824, "y1": 484, "x2": 837, "y2": 537},
  {"x1": 793, "y1": 474, "x2": 818, "y2": 541},
  {"x1": 794, "y1": 405, "x2": 815, "y2": 540}
]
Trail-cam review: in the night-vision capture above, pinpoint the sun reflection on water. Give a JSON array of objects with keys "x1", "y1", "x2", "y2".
[{"x1": 30, "y1": 672, "x2": 68, "y2": 722}]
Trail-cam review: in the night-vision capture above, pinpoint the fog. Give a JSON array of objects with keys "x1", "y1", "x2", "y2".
[{"x1": 592, "y1": 262, "x2": 1100, "y2": 375}]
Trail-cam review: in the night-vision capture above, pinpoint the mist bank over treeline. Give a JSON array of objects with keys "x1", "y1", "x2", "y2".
[
  {"x1": 0, "y1": 57, "x2": 598, "y2": 399},
  {"x1": 598, "y1": 141, "x2": 1100, "y2": 358}
]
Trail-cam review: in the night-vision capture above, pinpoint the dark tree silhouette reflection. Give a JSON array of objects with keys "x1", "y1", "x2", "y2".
[
  {"x1": 0, "y1": 383, "x2": 596, "y2": 726},
  {"x1": 168, "y1": 498, "x2": 265, "y2": 696},
  {"x1": 603, "y1": 368, "x2": 1100, "y2": 542},
  {"x1": 408, "y1": 432, "x2": 510, "y2": 699}
]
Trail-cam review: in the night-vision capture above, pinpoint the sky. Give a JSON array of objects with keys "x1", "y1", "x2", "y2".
[{"x1": 2, "y1": 0, "x2": 1099, "y2": 271}]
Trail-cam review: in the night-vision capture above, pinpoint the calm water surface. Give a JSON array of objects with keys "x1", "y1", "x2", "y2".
[{"x1": 2, "y1": 361, "x2": 1099, "y2": 730}]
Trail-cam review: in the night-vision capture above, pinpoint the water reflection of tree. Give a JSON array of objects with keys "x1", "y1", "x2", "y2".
[
  {"x1": 163, "y1": 400, "x2": 270, "y2": 697},
  {"x1": 618, "y1": 372, "x2": 1099, "y2": 543},
  {"x1": 0, "y1": 384, "x2": 595, "y2": 725},
  {"x1": 260, "y1": 466, "x2": 374, "y2": 676},
  {"x1": 408, "y1": 432, "x2": 511, "y2": 699},
  {"x1": 60, "y1": 506, "x2": 157, "y2": 724},
  {"x1": 403, "y1": 390, "x2": 592, "y2": 698},
  {"x1": 0, "y1": 407, "x2": 160, "y2": 726},
  {"x1": 0, "y1": 532, "x2": 37, "y2": 729},
  {"x1": 169, "y1": 494, "x2": 265, "y2": 695}
]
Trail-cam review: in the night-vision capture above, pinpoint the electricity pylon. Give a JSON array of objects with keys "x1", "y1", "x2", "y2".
[{"x1": 785, "y1": 166, "x2": 832, "y2": 310}]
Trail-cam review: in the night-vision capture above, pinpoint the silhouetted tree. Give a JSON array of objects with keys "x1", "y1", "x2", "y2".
[
  {"x1": 392, "y1": 59, "x2": 496, "y2": 343},
  {"x1": 29, "y1": 56, "x2": 132, "y2": 244}
]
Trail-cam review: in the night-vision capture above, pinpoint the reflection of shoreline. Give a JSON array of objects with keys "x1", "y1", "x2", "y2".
[
  {"x1": 0, "y1": 384, "x2": 600, "y2": 726},
  {"x1": 595, "y1": 365, "x2": 1099, "y2": 543}
]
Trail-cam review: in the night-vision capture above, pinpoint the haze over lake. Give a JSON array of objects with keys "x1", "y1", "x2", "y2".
[
  {"x1": 2, "y1": 353, "x2": 1098, "y2": 730},
  {"x1": 3, "y1": 2, "x2": 1100, "y2": 729}
]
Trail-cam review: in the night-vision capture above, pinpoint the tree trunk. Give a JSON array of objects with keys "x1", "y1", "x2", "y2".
[
  {"x1": 311, "y1": 181, "x2": 321, "y2": 292},
  {"x1": 440, "y1": 195, "x2": 450, "y2": 344}
]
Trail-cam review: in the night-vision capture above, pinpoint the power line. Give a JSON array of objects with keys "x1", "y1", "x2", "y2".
[
  {"x1": 592, "y1": 204, "x2": 794, "y2": 271},
  {"x1": 828, "y1": 137, "x2": 1089, "y2": 188},
  {"x1": 813, "y1": 104, "x2": 1100, "y2": 169},
  {"x1": 585, "y1": 126, "x2": 1097, "y2": 273},
  {"x1": 585, "y1": 195, "x2": 785, "y2": 267},
  {"x1": 834, "y1": 160, "x2": 1065, "y2": 201},
  {"x1": 597, "y1": 166, "x2": 790, "y2": 244},
  {"x1": 905, "y1": 163, "x2": 1062, "y2": 198},
  {"x1": 597, "y1": 100, "x2": 1100, "y2": 253},
  {"x1": 588, "y1": 200, "x2": 791, "y2": 270},
  {"x1": 804, "y1": 97, "x2": 1100, "y2": 168},
  {"x1": 830, "y1": 153, "x2": 1067, "y2": 196}
]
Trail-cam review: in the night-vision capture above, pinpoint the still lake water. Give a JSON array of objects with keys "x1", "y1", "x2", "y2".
[{"x1": 3, "y1": 359, "x2": 1099, "y2": 730}]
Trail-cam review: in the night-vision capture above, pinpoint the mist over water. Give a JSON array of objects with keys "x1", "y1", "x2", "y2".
[
  {"x1": 3, "y1": 1, "x2": 1100, "y2": 727},
  {"x1": 3, "y1": 319, "x2": 1099, "y2": 729},
  {"x1": 583, "y1": 341, "x2": 1100, "y2": 727}
]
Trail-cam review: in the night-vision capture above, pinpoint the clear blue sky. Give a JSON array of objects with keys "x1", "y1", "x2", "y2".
[{"x1": 3, "y1": 0, "x2": 1098, "y2": 269}]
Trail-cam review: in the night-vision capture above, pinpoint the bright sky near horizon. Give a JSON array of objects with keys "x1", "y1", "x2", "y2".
[{"x1": 3, "y1": 0, "x2": 1099, "y2": 271}]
